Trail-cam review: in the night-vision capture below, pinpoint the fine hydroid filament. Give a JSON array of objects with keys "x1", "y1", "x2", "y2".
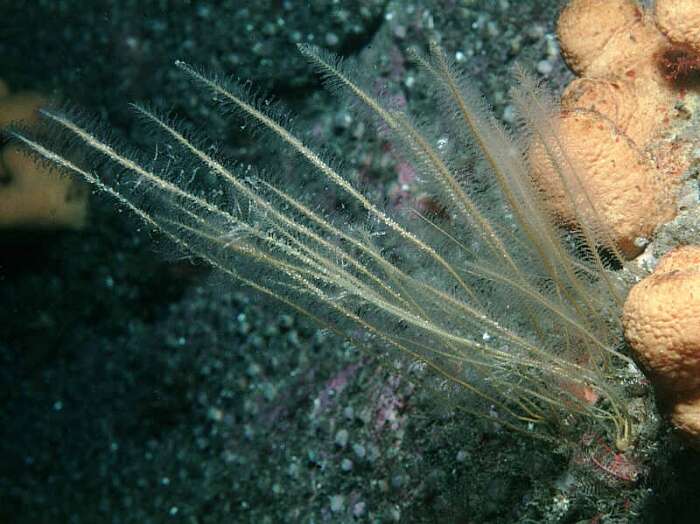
[{"x1": 10, "y1": 42, "x2": 634, "y2": 448}]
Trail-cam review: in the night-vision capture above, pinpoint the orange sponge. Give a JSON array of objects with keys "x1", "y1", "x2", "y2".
[
  {"x1": 655, "y1": 0, "x2": 700, "y2": 54},
  {"x1": 0, "y1": 81, "x2": 88, "y2": 229},
  {"x1": 557, "y1": 0, "x2": 643, "y2": 76},
  {"x1": 560, "y1": 76, "x2": 671, "y2": 147},
  {"x1": 531, "y1": 0, "x2": 700, "y2": 259},
  {"x1": 623, "y1": 246, "x2": 700, "y2": 441},
  {"x1": 529, "y1": 109, "x2": 676, "y2": 258},
  {"x1": 0, "y1": 144, "x2": 88, "y2": 229},
  {"x1": 0, "y1": 92, "x2": 46, "y2": 129},
  {"x1": 624, "y1": 246, "x2": 700, "y2": 394}
]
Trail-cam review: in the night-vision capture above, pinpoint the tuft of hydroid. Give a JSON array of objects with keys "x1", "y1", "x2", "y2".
[{"x1": 9, "y1": 42, "x2": 635, "y2": 448}]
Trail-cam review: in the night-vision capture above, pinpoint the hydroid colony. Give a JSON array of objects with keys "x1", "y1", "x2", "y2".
[{"x1": 10, "y1": 41, "x2": 637, "y2": 448}]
